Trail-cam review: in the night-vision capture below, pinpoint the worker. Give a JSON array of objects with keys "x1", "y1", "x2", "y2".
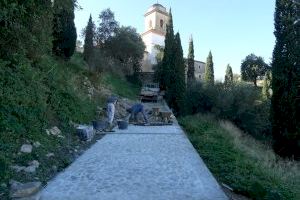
[
  {"x1": 106, "y1": 96, "x2": 118, "y2": 131},
  {"x1": 126, "y1": 103, "x2": 149, "y2": 124}
]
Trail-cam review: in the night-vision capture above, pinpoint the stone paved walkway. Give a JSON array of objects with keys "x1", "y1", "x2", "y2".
[{"x1": 40, "y1": 107, "x2": 228, "y2": 200}]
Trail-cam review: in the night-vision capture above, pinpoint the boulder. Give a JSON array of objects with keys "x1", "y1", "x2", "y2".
[
  {"x1": 20, "y1": 144, "x2": 32, "y2": 153},
  {"x1": 45, "y1": 126, "x2": 61, "y2": 136},
  {"x1": 10, "y1": 181, "x2": 41, "y2": 198},
  {"x1": 28, "y1": 160, "x2": 39, "y2": 168},
  {"x1": 46, "y1": 153, "x2": 55, "y2": 158},
  {"x1": 24, "y1": 166, "x2": 37, "y2": 173},
  {"x1": 33, "y1": 142, "x2": 41, "y2": 148}
]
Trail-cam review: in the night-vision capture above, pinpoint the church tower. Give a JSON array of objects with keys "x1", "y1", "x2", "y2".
[{"x1": 141, "y1": 4, "x2": 169, "y2": 72}]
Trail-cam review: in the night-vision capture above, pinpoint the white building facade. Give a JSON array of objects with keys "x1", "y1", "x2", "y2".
[{"x1": 141, "y1": 3, "x2": 205, "y2": 81}]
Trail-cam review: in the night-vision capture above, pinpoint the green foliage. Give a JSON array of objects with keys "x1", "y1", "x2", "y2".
[
  {"x1": 224, "y1": 64, "x2": 233, "y2": 87},
  {"x1": 187, "y1": 37, "x2": 195, "y2": 85},
  {"x1": 262, "y1": 71, "x2": 272, "y2": 99},
  {"x1": 52, "y1": 0, "x2": 77, "y2": 59},
  {"x1": 165, "y1": 33, "x2": 186, "y2": 114},
  {"x1": 105, "y1": 26, "x2": 145, "y2": 75},
  {"x1": 83, "y1": 15, "x2": 95, "y2": 66},
  {"x1": 156, "y1": 9, "x2": 175, "y2": 90},
  {"x1": 96, "y1": 8, "x2": 119, "y2": 46},
  {"x1": 179, "y1": 115, "x2": 300, "y2": 200},
  {"x1": 271, "y1": 0, "x2": 300, "y2": 159},
  {"x1": 0, "y1": 0, "x2": 53, "y2": 61},
  {"x1": 0, "y1": 55, "x2": 99, "y2": 190},
  {"x1": 241, "y1": 54, "x2": 269, "y2": 87},
  {"x1": 184, "y1": 82, "x2": 271, "y2": 139},
  {"x1": 204, "y1": 51, "x2": 214, "y2": 85},
  {"x1": 101, "y1": 73, "x2": 140, "y2": 100}
]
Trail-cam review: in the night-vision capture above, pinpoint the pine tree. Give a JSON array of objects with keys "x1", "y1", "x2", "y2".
[
  {"x1": 224, "y1": 64, "x2": 233, "y2": 86},
  {"x1": 187, "y1": 36, "x2": 195, "y2": 85},
  {"x1": 156, "y1": 9, "x2": 175, "y2": 90},
  {"x1": 271, "y1": 0, "x2": 300, "y2": 158},
  {"x1": 52, "y1": 0, "x2": 77, "y2": 59},
  {"x1": 83, "y1": 14, "x2": 95, "y2": 66},
  {"x1": 204, "y1": 51, "x2": 214, "y2": 85}
]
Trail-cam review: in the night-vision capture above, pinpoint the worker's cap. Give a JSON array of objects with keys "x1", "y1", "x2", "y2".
[{"x1": 107, "y1": 96, "x2": 118, "y2": 103}]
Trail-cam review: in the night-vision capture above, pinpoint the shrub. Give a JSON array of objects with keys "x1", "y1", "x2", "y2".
[{"x1": 184, "y1": 82, "x2": 271, "y2": 140}]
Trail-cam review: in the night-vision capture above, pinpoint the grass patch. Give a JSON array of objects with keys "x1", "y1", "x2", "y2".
[
  {"x1": 179, "y1": 114, "x2": 300, "y2": 200},
  {"x1": 101, "y1": 73, "x2": 140, "y2": 100}
]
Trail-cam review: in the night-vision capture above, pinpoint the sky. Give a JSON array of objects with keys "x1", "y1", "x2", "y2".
[{"x1": 75, "y1": 0, "x2": 276, "y2": 81}]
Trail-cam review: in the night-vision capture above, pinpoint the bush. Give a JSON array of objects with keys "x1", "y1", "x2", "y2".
[{"x1": 184, "y1": 82, "x2": 271, "y2": 140}]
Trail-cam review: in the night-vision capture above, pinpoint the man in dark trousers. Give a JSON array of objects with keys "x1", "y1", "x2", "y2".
[{"x1": 126, "y1": 103, "x2": 148, "y2": 124}]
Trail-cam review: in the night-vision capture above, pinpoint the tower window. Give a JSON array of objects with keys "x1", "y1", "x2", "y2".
[{"x1": 160, "y1": 19, "x2": 163, "y2": 28}]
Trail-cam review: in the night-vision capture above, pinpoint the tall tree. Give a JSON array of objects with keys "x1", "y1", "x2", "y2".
[
  {"x1": 166, "y1": 33, "x2": 186, "y2": 114},
  {"x1": 156, "y1": 9, "x2": 175, "y2": 90},
  {"x1": 204, "y1": 51, "x2": 214, "y2": 85},
  {"x1": 0, "y1": 0, "x2": 53, "y2": 61},
  {"x1": 271, "y1": 0, "x2": 300, "y2": 158},
  {"x1": 52, "y1": 0, "x2": 77, "y2": 59},
  {"x1": 96, "y1": 8, "x2": 119, "y2": 46},
  {"x1": 224, "y1": 64, "x2": 233, "y2": 86},
  {"x1": 187, "y1": 36, "x2": 195, "y2": 85},
  {"x1": 241, "y1": 54, "x2": 268, "y2": 87},
  {"x1": 105, "y1": 26, "x2": 145, "y2": 75},
  {"x1": 83, "y1": 14, "x2": 95, "y2": 66}
]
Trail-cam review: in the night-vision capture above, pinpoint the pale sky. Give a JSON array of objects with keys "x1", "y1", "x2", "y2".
[{"x1": 75, "y1": 0, "x2": 276, "y2": 81}]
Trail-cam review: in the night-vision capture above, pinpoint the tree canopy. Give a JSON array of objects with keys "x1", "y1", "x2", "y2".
[
  {"x1": 96, "y1": 8, "x2": 119, "y2": 46},
  {"x1": 241, "y1": 54, "x2": 268, "y2": 87},
  {"x1": 271, "y1": 0, "x2": 300, "y2": 158},
  {"x1": 52, "y1": 0, "x2": 77, "y2": 59},
  {"x1": 105, "y1": 26, "x2": 145, "y2": 75}
]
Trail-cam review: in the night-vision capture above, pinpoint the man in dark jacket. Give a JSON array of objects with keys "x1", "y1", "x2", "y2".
[{"x1": 126, "y1": 103, "x2": 148, "y2": 124}]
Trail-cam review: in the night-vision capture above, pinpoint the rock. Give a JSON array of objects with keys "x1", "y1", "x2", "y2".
[
  {"x1": 10, "y1": 181, "x2": 41, "y2": 198},
  {"x1": 33, "y1": 142, "x2": 41, "y2": 148},
  {"x1": 46, "y1": 153, "x2": 55, "y2": 158},
  {"x1": 20, "y1": 144, "x2": 33, "y2": 153},
  {"x1": 24, "y1": 166, "x2": 37, "y2": 173},
  {"x1": 28, "y1": 160, "x2": 39, "y2": 168},
  {"x1": 10, "y1": 165, "x2": 26, "y2": 172},
  {"x1": 46, "y1": 126, "x2": 61, "y2": 136}
]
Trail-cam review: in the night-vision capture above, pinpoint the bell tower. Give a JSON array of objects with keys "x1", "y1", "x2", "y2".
[{"x1": 141, "y1": 4, "x2": 169, "y2": 70}]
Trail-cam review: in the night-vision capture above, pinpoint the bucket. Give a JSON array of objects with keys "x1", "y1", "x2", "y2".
[
  {"x1": 92, "y1": 120, "x2": 107, "y2": 130},
  {"x1": 117, "y1": 120, "x2": 128, "y2": 130}
]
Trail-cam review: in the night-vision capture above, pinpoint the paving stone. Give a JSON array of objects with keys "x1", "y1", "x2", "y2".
[{"x1": 40, "y1": 103, "x2": 228, "y2": 200}]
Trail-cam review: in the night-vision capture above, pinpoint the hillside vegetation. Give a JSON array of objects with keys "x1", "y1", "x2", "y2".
[
  {"x1": 179, "y1": 115, "x2": 300, "y2": 200},
  {"x1": 0, "y1": 53, "x2": 140, "y2": 198}
]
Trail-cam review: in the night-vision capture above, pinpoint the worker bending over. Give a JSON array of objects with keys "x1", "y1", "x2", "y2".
[{"x1": 126, "y1": 103, "x2": 148, "y2": 124}]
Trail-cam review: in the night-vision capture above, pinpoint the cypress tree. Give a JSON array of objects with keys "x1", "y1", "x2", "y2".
[
  {"x1": 83, "y1": 14, "x2": 95, "y2": 66},
  {"x1": 157, "y1": 9, "x2": 175, "y2": 90},
  {"x1": 52, "y1": 0, "x2": 77, "y2": 59},
  {"x1": 166, "y1": 33, "x2": 186, "y2": 114},
  {"x1": 271, "y1": 0, "x2": 300, "y2": 158},
  {"x1": 224, "y1": 64, "x2": 233, "y2": 86},
  {"x1": 187, "y1": 36, "x2": 195, "y2": 85},
  {"x1": 204, "y1": 51, "x2": 214, "y2": 85}
]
